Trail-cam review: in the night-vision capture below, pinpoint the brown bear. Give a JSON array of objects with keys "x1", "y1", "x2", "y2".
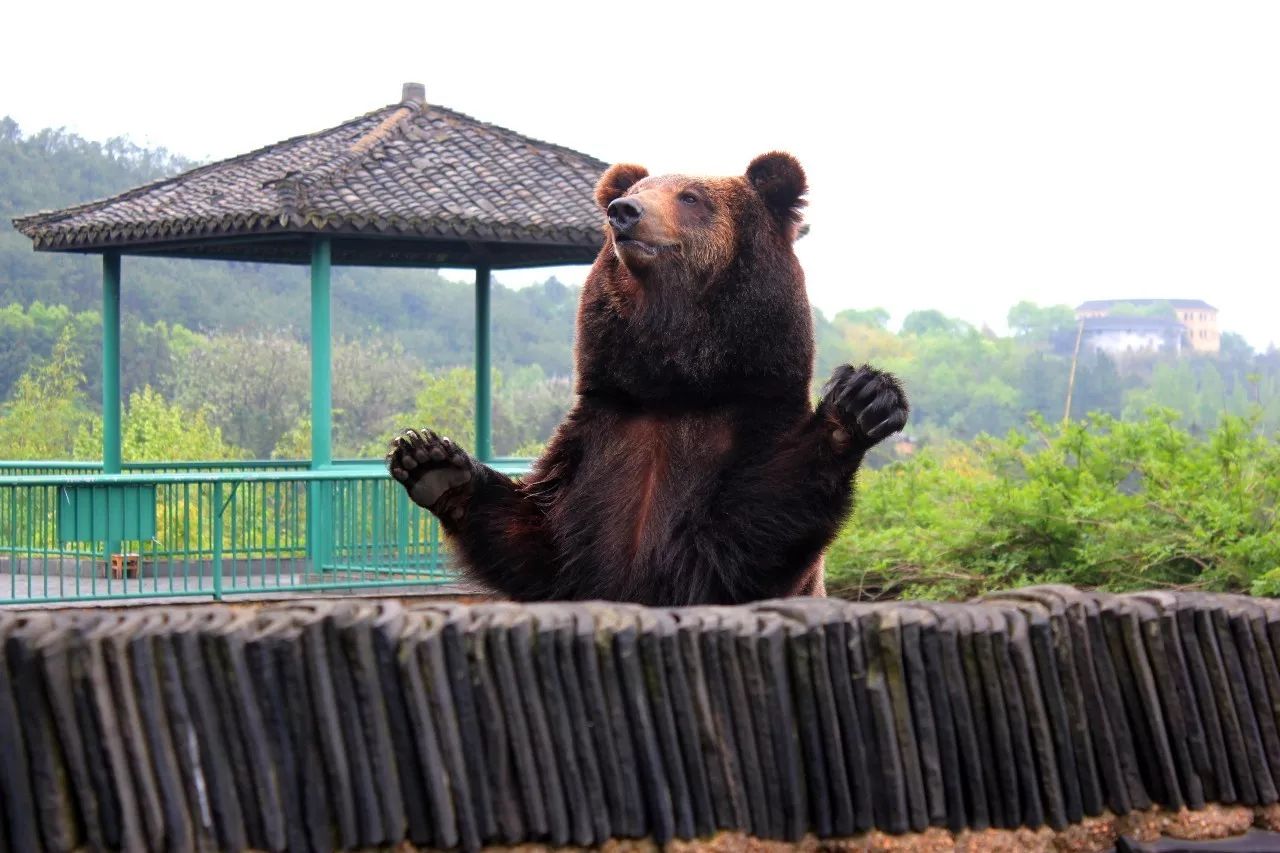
[{"x1": 387, "y1": 152, "x2": 908, "y2": 605}]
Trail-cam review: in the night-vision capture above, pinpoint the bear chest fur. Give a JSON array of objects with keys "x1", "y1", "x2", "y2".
[{"x1": 549, "y1": 409, "x2": 739, "y2": 590}]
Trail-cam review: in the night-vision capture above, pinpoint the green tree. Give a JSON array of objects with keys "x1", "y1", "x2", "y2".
[
  {"x1": 0, "y1": 330, "x2": 93, "y2": 459},
  {"x1": 171, "y1": 332, "x2": 308, "y2": 457},
  {"x1": 1017, "y1": 352, "x2": 1069, "y2": 421},
  {"x1": 391, "y1": 366, "x2": 575, "y2": 459},
  {"x1": 812, "y1": 308, "x2": 855, "y2": 383},
  {"x1": 271, "y1": 418, "x2": 313, "y2": 460},
  {"x1": 1072, "y1": 351, "x2": 1129, "y2": 419},
  {"x1": 834, "y1": 307, "x2": 891, "y2": 329},
  {"x1": 900, "y1": 309, "x2": 970, "y2": 337},
  {"x1": 75, "y1": 386, "x2": 245, "y2": 461},
  {"x1": 398, "y1": 367, "x2": 479, "y2": 452},
  {"x1": 1007, "y1": 301, "x2": 1076, "y2": 343},
  {"x1": 332, "y1": 338, "x2": 416, "y2": 456},
  {"x1": 492, "y1": 367, "x2": 573, "y2": 457}
]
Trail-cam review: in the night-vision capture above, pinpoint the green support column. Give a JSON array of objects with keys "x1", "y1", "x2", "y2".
[
  {"x1": 474, "y1": 264, "x2": 492, "y2": 461},
  {"x1": 308, "y1": 238, "x2": 333, "y2": 574},
  {"x1": 310, "y1": 238, "x2": 333, "y2": 469},
  {"x1": 102, "y1": 252, "x2": 122, "y2": 577},
  {"x1": 102, "y1": 252, "x2": 122, "y2": 474}
]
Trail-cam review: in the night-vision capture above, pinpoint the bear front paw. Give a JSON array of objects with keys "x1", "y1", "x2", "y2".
[
  {"x1": 821, "y1": 364, "x2": 909, "y2": 454},
  {"x1": 386, "y1": 429, "x2": 476, "y2": 520}
]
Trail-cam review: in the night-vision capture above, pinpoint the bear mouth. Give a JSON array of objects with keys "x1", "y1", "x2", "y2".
[{"x1": 615, "y1": 238, "x2": 676, "y2": 258}]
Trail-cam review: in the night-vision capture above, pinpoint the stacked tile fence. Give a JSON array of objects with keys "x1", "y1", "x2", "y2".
[{"x1": 4, "y1": 587, "x2": 1280, "y2": 851}]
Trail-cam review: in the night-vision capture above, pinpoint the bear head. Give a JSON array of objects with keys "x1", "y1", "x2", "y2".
[
  {"x1": 593, "y1": 152, "x2": 807, "y2": 281},
  {"x1": 576, "y1": 153, "x2": 815, "y2": 406}
]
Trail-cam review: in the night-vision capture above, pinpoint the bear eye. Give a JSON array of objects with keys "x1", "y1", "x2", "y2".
[{"x1": 679, "y1": 192, "x2": 699, "y2": 206}]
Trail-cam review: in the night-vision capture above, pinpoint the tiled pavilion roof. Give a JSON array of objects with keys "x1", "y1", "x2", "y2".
[{"x1": 13, "y1": 84, "x2": 610, "y2": 268}]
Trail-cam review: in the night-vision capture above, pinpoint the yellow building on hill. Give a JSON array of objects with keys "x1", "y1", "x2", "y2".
[{"x1": 1075, "y1": 299, "x2": 1220, "y2": 354}]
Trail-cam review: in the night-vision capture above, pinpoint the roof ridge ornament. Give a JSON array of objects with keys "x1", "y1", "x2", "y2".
[{"x1": 401, "y1": 82, "x2": 426, "y2": 108}]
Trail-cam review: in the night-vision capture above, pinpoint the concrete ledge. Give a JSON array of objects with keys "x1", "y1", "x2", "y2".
[{"x1": 3, "y1": 586, "x2": 1280, "y2": 850}]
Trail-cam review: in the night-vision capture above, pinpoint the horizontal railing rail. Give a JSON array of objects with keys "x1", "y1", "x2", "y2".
[
  {"x1": 0, "y1": 457, "x2": 534, "y2": 475},
  {"x1": 0, "y1": 458, "x2": 368, "y2": 475}
]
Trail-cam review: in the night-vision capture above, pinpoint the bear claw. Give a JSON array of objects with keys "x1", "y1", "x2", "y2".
[
  {"x1": 387, "y1": 429, "x2": 475, "y2": 514},
  {"x1": 822, "y1": 364, "x2": 909, "y2": 452}
]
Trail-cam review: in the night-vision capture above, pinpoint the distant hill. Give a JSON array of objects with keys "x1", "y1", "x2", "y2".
[{"x1": 0, "y1": 117, "x2": 580, "y2": 376}]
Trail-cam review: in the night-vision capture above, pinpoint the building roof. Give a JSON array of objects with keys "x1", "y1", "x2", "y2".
[
  {"x1": 1076, "y1": 298, "x2": 1216, "y2": 313},
  {"x1": 12, "y1": 84, "x2": 611, "y2": 269},
  {"x1": 1081, "y1": 315, "x2": 1186, "y2": 332}
]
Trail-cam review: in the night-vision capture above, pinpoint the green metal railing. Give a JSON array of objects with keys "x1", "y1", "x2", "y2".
[
  {"x1": 0, "y1": 458, "x2": 533, "y2": 604},
  {"x1": 0, "y1": 464, "x2": 479, "y2": 604}
]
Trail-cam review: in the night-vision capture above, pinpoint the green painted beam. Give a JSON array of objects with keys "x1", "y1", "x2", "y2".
[
  {"x1": 475, "y1": 264, "x2": 492, "y2": 462},
  {"x1": 102, "y1": 253, "x2": 122, "y2": 474},
  {"x1": 310, "y1": 238, "x2": 333, "y2": 469}
]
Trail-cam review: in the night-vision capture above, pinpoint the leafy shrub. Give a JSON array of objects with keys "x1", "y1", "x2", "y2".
[{"x1": 827, "y1": 410, "x2": 1280, "y2": 600}]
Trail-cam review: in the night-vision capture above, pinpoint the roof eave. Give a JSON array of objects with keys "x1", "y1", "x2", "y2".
[
  {"x1": 17, "y1": 217, "x2": 603, "y2": 269},
  {"x1": 18, "y1": 215, "x2": 602, "y2": 254}
]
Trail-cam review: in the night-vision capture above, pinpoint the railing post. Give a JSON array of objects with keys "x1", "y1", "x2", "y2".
[
  {"x1": 212, "y1": 481, "x2": 223, "y2": 601},
  {"x1": 429, "y1": 517, "x2": 440, "y2": 576},
  {"x1": 396, "y1": 490, "x2": 410, "y2": 571},
  {"x1": 370, "y1": 483, "x2": 383, "y2": 569}
]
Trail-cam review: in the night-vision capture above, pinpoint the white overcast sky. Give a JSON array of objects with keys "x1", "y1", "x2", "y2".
[{"x1": 4, "y1": 1, "x2": 1278, "y2": 349}]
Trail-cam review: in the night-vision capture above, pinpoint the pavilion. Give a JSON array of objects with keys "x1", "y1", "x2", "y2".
[
  {"x1": 0, "y1": 83, "x2": 610, "y2": 601},
  {"x1": 13, "y1": 82, "x2": 609, "y2": 472}
]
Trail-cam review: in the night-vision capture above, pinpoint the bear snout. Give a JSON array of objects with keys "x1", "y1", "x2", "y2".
[{"x1": 607, "y1": 196, "x2": 644, "y2": 234}]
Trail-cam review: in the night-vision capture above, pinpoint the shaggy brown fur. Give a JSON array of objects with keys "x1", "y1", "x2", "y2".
[{"x1": 388, "y1": 152, "x2": 908, "y2": 605}]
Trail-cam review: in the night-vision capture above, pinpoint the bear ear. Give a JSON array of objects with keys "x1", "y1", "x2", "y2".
[
  {"x1": 746, "y1": 151, "x2": 807, "y2": 225},
  {"x1": 595, "y1": 163, "x2": 649, "y2": 210}
]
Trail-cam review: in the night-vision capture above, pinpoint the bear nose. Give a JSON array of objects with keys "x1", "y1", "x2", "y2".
[{"x1": 607, "y1": 197, "x2": 643, "y2": 233}]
